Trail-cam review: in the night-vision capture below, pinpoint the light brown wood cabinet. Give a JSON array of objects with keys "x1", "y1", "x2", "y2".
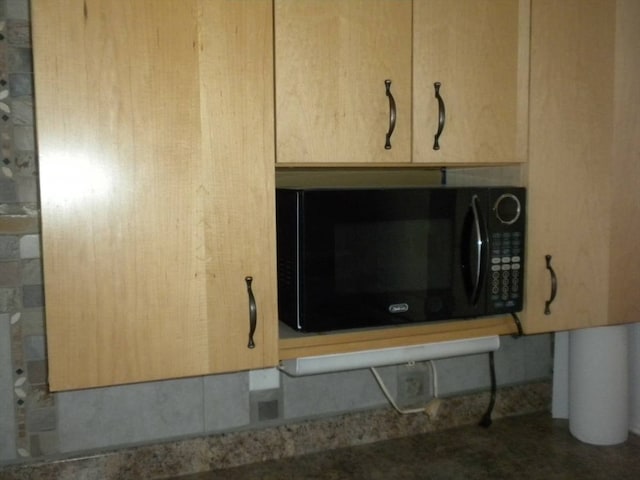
[
  {"x1": 274, "y1": 0, "x2": 413, "y2": 165},
  {"x1": 34, "y1": 1, "x2": 639, "y2": 388},
  {"x1": 413, "y1": 0, "x2": 530, "y2": 165},
  {"x1": 275, "y1": 0, "x2": 528, "y2": 167},
  {"x1": 32, "y1": 0, "x2": 279, "y2": 390},
  {"x1": 522, "y1": 0, "x2": 640, "y2": 333}
]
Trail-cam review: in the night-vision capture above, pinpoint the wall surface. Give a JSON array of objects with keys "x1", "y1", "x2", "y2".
[{"x1": 0, "y1": 0, "x2": 552, "y2": 465}]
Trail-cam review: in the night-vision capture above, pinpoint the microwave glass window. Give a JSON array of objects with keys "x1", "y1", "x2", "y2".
[{"x1": 333, "y1": 219, "x2": 452, "y2": 294}]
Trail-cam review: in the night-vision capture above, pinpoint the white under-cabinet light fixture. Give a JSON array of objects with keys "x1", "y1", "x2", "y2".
[{"x1": 279, "y1": 335, "x2": 500, "y2": 376}]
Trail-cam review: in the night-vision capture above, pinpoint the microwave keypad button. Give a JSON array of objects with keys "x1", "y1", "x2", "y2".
[
  {"x1": 492, "y1": 257, "x2": 501, "y2": 264},
  {"x1": 501, "y1": 256, "x2": 511, "y2": 263},
  {"x1": 501, "y1": 264, "x2": 511, "y2": 271},
  {"x1": 491, "y1": 265, "x2": 501, "y2": 272},
  {"x1": 511, "y1": 256, "x2": 521, "y2": 263}
]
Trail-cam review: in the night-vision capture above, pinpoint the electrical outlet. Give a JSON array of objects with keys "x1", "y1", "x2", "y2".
[{"x1": 397, "y1": 365, "x2": 432, "y2": 407}]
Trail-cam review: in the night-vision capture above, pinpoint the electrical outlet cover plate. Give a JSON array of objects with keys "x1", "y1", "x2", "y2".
[{"x1": 397, "y1": 367, "x2": 432, "y2": 407}]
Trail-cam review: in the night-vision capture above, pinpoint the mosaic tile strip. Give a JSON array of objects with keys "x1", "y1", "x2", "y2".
[{"x1": 0, "y1": 0, "x2": 55, "y2": 461}]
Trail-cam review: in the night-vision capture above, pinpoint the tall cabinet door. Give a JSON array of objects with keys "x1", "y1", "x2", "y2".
[
  {"x1": 275, "y1": 0, "x2": 412, "y2": 165},
  {"x1": 32, "y1": 0, "x2": 278, "y2": 390},
  {"x1": 413, "y1": 0, "x2": 529, "y2": 165},
  {"x1": 523, "y1": 1, "x2": 616, "y2": 333},
  {"x1": 524, "y1": 0, "x2": 640, "y2": 333},
  {"x1": 201, "y1": 1, "x2": 279, "y2": 375},
  {"x1": 609, "y1": 0, "x2": 640, "y2": 325}
]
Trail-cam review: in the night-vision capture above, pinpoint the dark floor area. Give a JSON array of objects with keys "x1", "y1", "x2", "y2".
[{"x1": 171, "y1": 412, "x2": 640, "y2": 480}]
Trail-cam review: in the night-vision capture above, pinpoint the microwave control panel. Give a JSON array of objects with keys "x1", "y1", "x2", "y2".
[
  {"x1": 489, "y1": 231, "x2": 523, "y2": 311},
  {"x1": 488, "y1": 191, "x2": 525, "y2": 313}
]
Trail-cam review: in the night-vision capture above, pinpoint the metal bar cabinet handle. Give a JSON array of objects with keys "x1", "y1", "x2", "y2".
[
  {"x1": 384, "y1": 79, "x2": 396, "y2": 149},
  {"x1": 245, "y1": 276, "x2": 257, "y2": 348},
  {"x1": 433, "y1": 82, "x2": 446, "y2": 150},
  {"x1": 544, "y1": 255, "x2": 557, "y2": 315}
]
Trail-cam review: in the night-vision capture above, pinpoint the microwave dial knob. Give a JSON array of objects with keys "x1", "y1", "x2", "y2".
[{"x1": 494, "y1": 194, "x2": 521, "y2": 225}]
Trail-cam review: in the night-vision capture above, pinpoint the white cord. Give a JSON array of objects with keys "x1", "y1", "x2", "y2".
[
  {"x1": 370, "y1": 367, "x2": 426, "y2": 415},
  {"x1": 370, "y1": 361, "x2": 442, "y2": 416},
  {"x1": 428, "y1": 359, "x2": 439, "y2": 399}
]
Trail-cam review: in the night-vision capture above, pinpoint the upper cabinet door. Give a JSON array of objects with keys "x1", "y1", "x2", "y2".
[
  {"x1": 32, "y1": 0, "x2": 278, "y2": 390},
  {"x1": 413, "y1": 0, "x2": 529, "y2": 165},
  {"x1": 275, "y1": 0, "x2": 412, "y2": 165}
]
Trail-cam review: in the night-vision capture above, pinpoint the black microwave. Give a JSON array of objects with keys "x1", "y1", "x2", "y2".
[{"x1": 276, "y1": 186, "x2": 526, "y2": 332}]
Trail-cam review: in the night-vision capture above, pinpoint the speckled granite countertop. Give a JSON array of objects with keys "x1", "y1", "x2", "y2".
[{"x1": 173, "y1": 412, "x2": 640, "y2": 480}]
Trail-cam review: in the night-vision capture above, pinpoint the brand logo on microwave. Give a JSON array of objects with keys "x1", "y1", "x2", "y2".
[{"x1": 388, "y1": 303, "x2": 409, "y2": 314}]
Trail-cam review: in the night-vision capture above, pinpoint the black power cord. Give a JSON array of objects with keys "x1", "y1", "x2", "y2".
[
  {"x1": 511, "y1": 312, "x2": 524, "y2": 337},
  {"x1": 479, "y1": 313, "x2": 524, "y2": 428},
  {"x1": 479, "y1": 351, "x2": 496, "y2": 428}
]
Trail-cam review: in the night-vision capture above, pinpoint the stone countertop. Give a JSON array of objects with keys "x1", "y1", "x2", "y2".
[{"x1": 173, "y1": 412, "x2": 640, "y2": 480}]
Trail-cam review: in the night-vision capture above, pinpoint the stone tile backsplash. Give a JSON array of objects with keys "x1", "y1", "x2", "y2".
[
  {"x1": 1, "y1": 0, "x2": 54, "y2": 461},
  {"x1": 0, "y1": 236, "x2": 19, "y2": 259},
  {"x1": 0, "y1": 312, "x2": 17, "y2": 461}
]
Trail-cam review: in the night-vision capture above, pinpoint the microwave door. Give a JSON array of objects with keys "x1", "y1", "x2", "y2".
[{"x1": 460, "y1": 194, "x2": 489, "y2": 309}]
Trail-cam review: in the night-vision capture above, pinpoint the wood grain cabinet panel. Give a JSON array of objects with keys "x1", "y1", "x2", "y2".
[
  {"x1": 275, "y1": 0, "x2": 528, "y2": 166},
  {"x1": 522, "y1": 0, "x2": 640, "y2": 333},
  {"x1": 413, "y1": 0, "x2": 529, "y2": 165},
  {"x1": 274, "y1": 0, "x2": 412, "y2": 165},
  {"x1": 32, "y1": 0, "x2": 278, "y2": 390}
]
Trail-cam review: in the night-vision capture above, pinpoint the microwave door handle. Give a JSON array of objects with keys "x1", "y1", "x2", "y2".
[{"x1": 470, "y1": 195, "x2": 484, "y2": 305}]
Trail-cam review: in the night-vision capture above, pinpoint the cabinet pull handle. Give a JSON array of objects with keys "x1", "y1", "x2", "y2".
[
  {"x1": 384, "y1": 79, "x2": 396, "y2": 150},
  {"x1": 245, "y1": 276, "x2": 257, "y2": 349},
  {"x1": 433, "y1": 82, "x2": 446, "y2": 150},
  {"x1": 544, "y1": 255, "x2": 557, "y2": 315}
]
